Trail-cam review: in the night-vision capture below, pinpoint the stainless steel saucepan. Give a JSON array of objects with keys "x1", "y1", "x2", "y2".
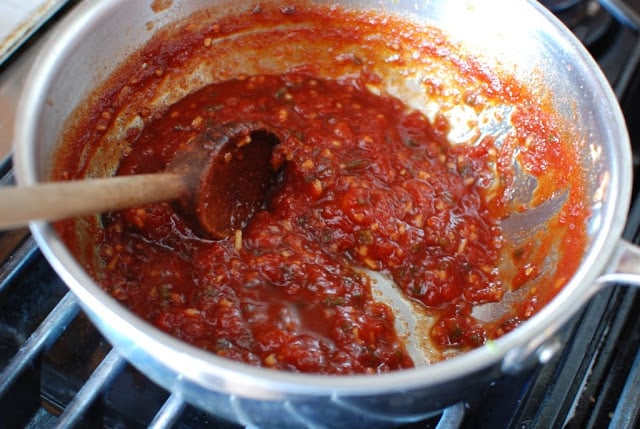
[{"x1": 12, "y1": 0, "x2": 640, "y2": 427}]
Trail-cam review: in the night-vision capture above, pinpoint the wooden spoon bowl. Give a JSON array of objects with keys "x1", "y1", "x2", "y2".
[{"x1": 0, "y1": 122, "x2": 285, "y2": 239}]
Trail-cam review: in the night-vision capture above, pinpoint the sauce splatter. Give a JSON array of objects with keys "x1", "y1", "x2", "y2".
[{"x1": 151, "y1": 0, "x2": 172, "y2": 14}]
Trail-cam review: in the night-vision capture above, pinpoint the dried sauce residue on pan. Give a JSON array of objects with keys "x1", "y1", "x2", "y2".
[
  {"x1": 53, "y1": 3, "x2": 590, "y2": 373},
  {"x1": 150, "y1": 0, "x2": 172, "y2": 14}
]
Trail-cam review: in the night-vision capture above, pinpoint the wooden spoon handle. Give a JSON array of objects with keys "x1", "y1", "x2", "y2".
[{"x1": 0, "y1": 173, "x2": 185, "y2": 230}]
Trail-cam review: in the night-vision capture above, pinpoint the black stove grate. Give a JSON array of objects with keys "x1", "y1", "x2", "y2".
[{"x1": 2, "y1": 1, "x2": 640, "y2": 428}]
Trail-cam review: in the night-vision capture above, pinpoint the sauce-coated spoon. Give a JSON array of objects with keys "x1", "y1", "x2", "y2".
[{"x1": 0, "y1": 122, "x2": 284, "y2": 239}]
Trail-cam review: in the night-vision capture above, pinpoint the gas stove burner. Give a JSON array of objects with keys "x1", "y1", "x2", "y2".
[
  {"x1": 541, "y1": 0, "x2": 586, "y2": 12},
  {"x1": 541, "y1": 0, "x2": 599, "y2": 29},
  {"x1": 544, "y1": 0, "x2": 615, "y2": 50}
]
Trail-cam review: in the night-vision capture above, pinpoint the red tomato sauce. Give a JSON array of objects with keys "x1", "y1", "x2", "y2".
[
  {"x1": 53, "y1": 4, "x2": 590, "y2": 374},
  {"x1": 92, "y1": 73, "x2": 503, "y2": 373}
]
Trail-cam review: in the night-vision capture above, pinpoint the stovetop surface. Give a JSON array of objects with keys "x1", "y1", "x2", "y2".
[{"x1": 2, "y1": 1, "x2": 640, "y2": 428}]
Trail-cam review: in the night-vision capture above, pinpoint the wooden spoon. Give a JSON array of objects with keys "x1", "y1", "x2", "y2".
[{"x1": 0, "y1": 122, "x2": 285, "y2": 239}]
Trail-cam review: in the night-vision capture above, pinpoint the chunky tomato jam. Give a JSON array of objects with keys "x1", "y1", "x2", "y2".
[
  {"x1": 90, "y1": 73, "x2": 501, "y2": 373},
  {"x1": 53, "y1": 4, "x2": 590, "y2": 374}
]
